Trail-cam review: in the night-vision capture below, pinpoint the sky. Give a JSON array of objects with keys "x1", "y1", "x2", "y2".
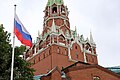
[{"x1": 0, "y1": 0, "x2": 120, "y2": 67}]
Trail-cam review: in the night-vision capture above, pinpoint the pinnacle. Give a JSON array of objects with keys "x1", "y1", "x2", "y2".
[
  {"x1": 51, "y1": 19, "x2": 56, "y2": 32},
  {"x1": 90, "y1": 31, "x2": 95, "y2": 44}
]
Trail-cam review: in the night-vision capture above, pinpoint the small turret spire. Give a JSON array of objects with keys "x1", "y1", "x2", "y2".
[
  {"x1": 38, "y1": 30, "x2": 40, "y2": 37},
  {"x1": 90, "y1": 30, "x2": 94, "y2": 44},
  {"x1": 75, "y1": 26, "x2": 77, "y2": 36}
]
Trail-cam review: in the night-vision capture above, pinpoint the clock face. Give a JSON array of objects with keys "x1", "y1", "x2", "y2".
[
  {"x1": 46, "y1": 19, "x2": 53, "y2": 27},
  {"x1": 46, "y1": 19, "x2": 70, "y2": 29},
  {"x1": 46, "y1": 19, "x2": 64, "y2": 27}
]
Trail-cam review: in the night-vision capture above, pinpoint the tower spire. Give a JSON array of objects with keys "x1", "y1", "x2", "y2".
[
  {"x1": 47, "y1": 0, "x2": 64, "y2": 6},
  {"x1": 90, "y1": 30, "x2": 94, "y2": 44}
]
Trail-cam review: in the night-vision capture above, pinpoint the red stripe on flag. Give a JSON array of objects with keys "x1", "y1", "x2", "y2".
[{"x1": 14, "y1": 27, "x2": 32, "y2": 47}]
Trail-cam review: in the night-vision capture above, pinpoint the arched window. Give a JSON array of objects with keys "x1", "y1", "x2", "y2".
[
  {"x1": 52, "y1": 7, "x2": 57, "y2": 13},
  {"x1": 61, "y1": 6, "x2": 65, "y2": 13},
  {"x1": 93, "y1": 76, "x2": 100, "y2": 80},
  {"x1": 59, "y1": 35, "x2": 65, "y2": 41},
  {"x1": 85, "y1": 43, "x2": 91, "y2": 52},
  {"x1": 75, "y1": 46, "x2": 77, "y2": 49}
]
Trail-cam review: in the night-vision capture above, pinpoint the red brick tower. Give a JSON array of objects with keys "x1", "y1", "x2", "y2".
[{"x1": 25, "y1": 0, "x2": 98, "y2": 75}]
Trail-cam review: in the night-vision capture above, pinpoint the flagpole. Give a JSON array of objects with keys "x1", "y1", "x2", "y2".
[{"x1": 10, "y1": 4, "x2": 16, "y2": 80}]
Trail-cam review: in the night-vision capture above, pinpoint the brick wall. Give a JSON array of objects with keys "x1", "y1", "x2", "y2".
[{"x1": 65, "y1": 66, "x2": 120, "y2": 80}]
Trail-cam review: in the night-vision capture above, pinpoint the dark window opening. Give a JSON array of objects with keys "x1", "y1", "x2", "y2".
[
  {"x1": 49, "y1": 49, "x2": 51, "y2": 55},
  {"x1": 86, "y1": 56, "x2": 88, "y2": 62},
  {"x1": 75, "y1": 46, "x2": 77, "y2": 49},
  {"x1": 33, "y1": 59, "x2": 35, "y2": 64},
  {"x1": 61, "y1": 7, "x2": 65, "y2": 13},
  {"x1": 71, "y1": 38, "x2": 74, "y2": 41},
  {"x1": 39, "y1": 41, "x2": 42, "y2": 49},
  {"x1": 45, "y1": 11, "x2": 48, "y2": 16},
  {"x1": 93, "y1": 76, "x2": 100, "y2": 80},
  {"x1": 43, "y1": 53, "x2": 45, "y2": 58},
  {"x1": 52, "y1": 7, "x2": 57, "y2": 13},
  {"x1": 38, "y1": 56, "x2": 40, "y2": 61}
]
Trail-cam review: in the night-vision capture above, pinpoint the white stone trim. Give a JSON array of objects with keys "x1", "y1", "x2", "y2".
[
  {"x1": 52, "y1": 43, "x2": 68, "y2": 48},
  {"x1": 68, "y1": 45, "x2": 72, "y2": 60},
  {"x1": 83, "y1": 48, "x2": 87, "y2": 63},
  {"x1": 84, "y1": 50, "x2": 97, "y2": 56},
  {"x1": 44, "y1": 15, "x2": 69, "y2": 23},
  {"x1": 68, "y1": 58, "x2": 77, "y2": 62}
]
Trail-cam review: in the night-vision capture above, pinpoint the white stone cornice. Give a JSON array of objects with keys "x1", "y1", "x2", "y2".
[
  {"x1": 44, "y1": 15, "x2": 69, "y2": 22},
  {"x1": 84, "y1": 49, "x2": 98, "y2": 56},
  {"x1": 52, "y1": 43, "x2": 68, "y2": 48}
]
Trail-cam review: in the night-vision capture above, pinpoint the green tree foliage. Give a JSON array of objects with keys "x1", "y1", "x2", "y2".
[
  {"x1": 0, "y1": 24, "x2": 35, "y2": 80},
  {"x1": 0, "y1": 24, "x2": 12, "y2": 79},
  {"x1": 14, "y1": 46, "x2": 35, "y2": 80}
]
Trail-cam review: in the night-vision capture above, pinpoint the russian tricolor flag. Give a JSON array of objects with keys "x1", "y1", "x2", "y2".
[{"x1": 14, "y1": 14, "x2": 32, "y2": 47}]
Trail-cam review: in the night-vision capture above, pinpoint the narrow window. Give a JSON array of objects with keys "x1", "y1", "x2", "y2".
[
  {"x1": 86, "y1": 56, "x2": 88, "y2": 62},
  {"x1": 43, "y1": 53, "x2": 45, "y2": 58},
  {"x1": 38, "y1": 55, "x2": 40, "y2": 61},
  {"x1": 75, "y1": 46, "x2": 77, "y2": 49},
  {"x1": 64, "y1": 49, "x2": 67, "y2": 55},
  {"x1": 61, "y1": 7, "x2": 65, "y2": 13},
  {"x1": 33, "y1": 59, "x2": 35, "y2": 64},
  {"x1": 58, "y1": 47, "x2": 60, "y2": 54}
]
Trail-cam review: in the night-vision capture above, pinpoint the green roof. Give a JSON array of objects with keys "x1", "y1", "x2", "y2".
[
  {"x1": 47, "y1": 0, "x2": 64, "y2": 6},
  {"x1": 107, "y1": 67, "x2": 120, "y2": 75}
]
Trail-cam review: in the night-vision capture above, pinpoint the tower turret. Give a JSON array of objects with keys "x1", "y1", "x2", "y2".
[
  {"x1": 42, "y1": 0, "x2": 70, "y2": 38},
  {"x1": 25, "y1": 0, "x2": 98, "y2": 76}
]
